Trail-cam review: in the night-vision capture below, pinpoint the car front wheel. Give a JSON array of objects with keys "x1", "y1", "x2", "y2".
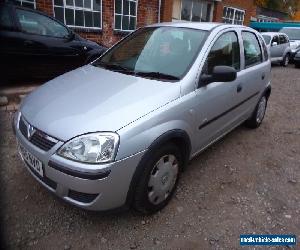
[{"x1": 133, "y1": 143, "x2": 182, "y2": 214}]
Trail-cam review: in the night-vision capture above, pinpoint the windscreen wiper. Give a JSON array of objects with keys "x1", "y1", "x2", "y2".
[
  {"x1": 135, "y1": 71, "x2": 180, "y2": 81},
  {"x1": 94, "y1": 62, "x2": 135, "y2": 75}
]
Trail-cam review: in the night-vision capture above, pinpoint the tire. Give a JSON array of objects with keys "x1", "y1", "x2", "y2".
[
  {"x1": 295, "y1": 62, "x2": 300, "y2": 68},
  {"x1": 281, "y1": 54, "x2": 289, "y2": 67},
  {"x1": 245, "y1": 95, "x2": 268, "y2": 129},
  {"x1": 133, "y1": 143, "x2": 182, "y2": 214}
]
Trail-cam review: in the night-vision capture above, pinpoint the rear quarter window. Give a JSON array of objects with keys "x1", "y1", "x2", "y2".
[{"x1": 242, "y1": 31, "x2": 263, "y2": 68}]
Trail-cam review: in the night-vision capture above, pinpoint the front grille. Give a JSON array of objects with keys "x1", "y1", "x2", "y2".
[
  {"x1": 24, "y1": 161, "x2": 57, "y2": 190},
  {"x1": 19, "y1": 116, "x2": 57, "y2": 151},
  {"x1": 30, "y1": 131, "x2": 56, "y2": 151},
  {"x1": 68, "y1": 190, "x2": 98, "y2": 203}
]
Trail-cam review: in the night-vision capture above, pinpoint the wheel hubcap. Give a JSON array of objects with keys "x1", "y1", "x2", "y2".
[
  {"x1": 147, "y1": 154, "x2": 179, "y2": 205},
  {"x1": 256, "y1": 96, "x2": 266, "y2": 123}
]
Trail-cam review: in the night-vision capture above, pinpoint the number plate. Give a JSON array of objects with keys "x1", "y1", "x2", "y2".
[{"x1": 19, "y1": 143, "x2": 44, "y2": 177}]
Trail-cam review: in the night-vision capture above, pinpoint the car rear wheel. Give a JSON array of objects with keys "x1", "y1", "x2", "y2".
[
  {"x1": 295, "y1": 62, "x2": 300, "y2": 68},
  {"x1": 245, "y1": 95, "x2": 267, "y2": 129},
  {"x1": 133, "y1": 143, "x2": 182, "y2": 214},
  {"x1": 281, "y1": 54, "x2": 289, "y2": 67}
]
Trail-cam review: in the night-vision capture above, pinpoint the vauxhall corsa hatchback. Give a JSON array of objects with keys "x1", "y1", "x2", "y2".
[{"x1": 13, "y1": 23, "x2": 271, "y2": 214}]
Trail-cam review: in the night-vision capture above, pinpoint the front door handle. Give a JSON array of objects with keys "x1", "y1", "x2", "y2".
[
  {"x1": 237, "y1": 84, "x2": 242, "y2": 93},
  {"x1": 261, "y1": 73, "x2": 265, "y2": 80}
]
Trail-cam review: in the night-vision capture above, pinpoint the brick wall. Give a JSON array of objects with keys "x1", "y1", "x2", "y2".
[
  {"x1": 35, "y1": 0, "x2": 159, "y2": 47},
  {"x1": 213, "y1": 0, "x2": 257, "y2": 25},
  {"x1": 160, "y1": 0, "x2": 173, "y2": 22},
  {"x1": 34, "y1": 0, "x2": 257, "y2": 47}
]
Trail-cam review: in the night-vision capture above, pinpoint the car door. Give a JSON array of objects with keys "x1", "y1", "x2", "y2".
[
  {"x1": 235, "y1": 31, "x2": 270, "y2": 119},
  {"x1": 280, "y1": 34, "x2": 290, "y2": 55},
  {"x1": 270, "y1": 35, "x2": 281, "y2": 58},
  {"x1": 193, "y1": 30, "x2": 243, "y2": 151},
  {"x1": 279, "y1": 35, "x2": 288, "y2": 57},
  {"x1": 14, "y1": 7, "x2": 84, "y2": 79}
]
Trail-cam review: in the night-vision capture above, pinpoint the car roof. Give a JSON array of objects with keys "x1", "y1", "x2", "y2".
[
  {"x1": 261, "y1": 32, "x2": 288, "y2": 36},
  {"x1": 280, "y1": 27, "x2": 300, "y2": 30},
  {"x1": 146, "y1": 22, "x2": 246, "y2": 31}
]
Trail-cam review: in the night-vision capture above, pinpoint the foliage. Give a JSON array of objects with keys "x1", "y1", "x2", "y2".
[{"x1": 255, "y1": 0, "x2": 300, "y2": 18}]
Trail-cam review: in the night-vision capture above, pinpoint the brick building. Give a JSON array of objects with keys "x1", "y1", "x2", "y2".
[{"x1": 12, "y1": 0, "x2": 257, "y2": 47}]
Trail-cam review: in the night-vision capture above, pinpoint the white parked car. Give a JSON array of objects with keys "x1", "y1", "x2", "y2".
[{"x1": 262, "y1": 32, "x2": 291, "y2": 66}]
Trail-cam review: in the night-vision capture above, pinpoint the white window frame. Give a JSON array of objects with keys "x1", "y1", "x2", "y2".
[
  {"x1": 16, "y1": 0, "x2": 36, "y2": 9},
  {"x1": 172, "y1": 0, "x2": 213, "y2": 22},
  {"x1": 52, "y1": 0, "x2": 102, "y2": 30},
  {"x1": 114, "y1": 0, "x2": 138, "y2": 32},
  {"x1": 222, "y1": 6, "x2": 245, "y2": 25}
]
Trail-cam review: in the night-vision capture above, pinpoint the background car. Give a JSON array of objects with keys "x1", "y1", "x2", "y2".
[
  {"x1": 279, "y1": 27, "x2": 300, "y2": 61},
  {"x1": 294, "y1": 50, "x2": 300, "y2": 68},
  {"x1": 262, "y1": 32, "x2": 291, "y2": 66},
  {"x1": 0, "y1": 3, "x2": 107, "y2": 83}
]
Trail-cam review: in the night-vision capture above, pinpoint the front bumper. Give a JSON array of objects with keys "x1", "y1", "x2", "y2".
[{"x1": 14, "y1": 113, "x2": 145, "y2": 211}]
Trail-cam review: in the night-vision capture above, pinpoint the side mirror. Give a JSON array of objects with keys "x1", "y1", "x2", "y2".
[
  {"x1": 199, "y1": 66, "x2": 237, "y2": 86},
  {"x1": 271, "y1": 41, "x2": 278, "y2": 46},
  {"x1": 66, "y1": 30, "x2": 75, "y2": 40}
]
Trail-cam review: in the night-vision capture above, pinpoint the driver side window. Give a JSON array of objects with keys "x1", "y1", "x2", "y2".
[
  {"x1": 203, "y1": 31, "x2": 240, "y2": 75},
  {"x1": 16, "y1": 9, "x2": 69, "y2": 38}
]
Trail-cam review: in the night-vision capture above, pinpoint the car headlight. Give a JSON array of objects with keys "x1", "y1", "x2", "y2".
[{"x1": 58, "y1": 132, "x2": 119, "y2": 163}]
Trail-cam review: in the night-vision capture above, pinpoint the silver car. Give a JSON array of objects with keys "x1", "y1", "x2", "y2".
[
  {"x1": 13, "y1": 22, "x2": 271, "y2": 214},
  {"x1": 279, "y1": 27, "x2": 300, "y2": 61},
  {"x1": 261, "y1": 32, "x2": 291, "y2": 66}
]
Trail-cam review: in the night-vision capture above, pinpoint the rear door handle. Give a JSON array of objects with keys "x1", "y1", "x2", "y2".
[
  {"x1": 237, "y1": 84, "x2": 242, "y2": 93},
  {"x1": 261, "y1": 73, "x2": 265, "y2": 80}
]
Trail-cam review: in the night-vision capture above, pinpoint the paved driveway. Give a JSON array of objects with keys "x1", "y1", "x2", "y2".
[{"x1": 1, "y1": 65, "x2": 299, "y2": 250}]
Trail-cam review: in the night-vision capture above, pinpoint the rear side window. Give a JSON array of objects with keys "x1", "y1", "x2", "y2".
[
  {"x1": 0, "y1": 6, "x2": 14, "y2": 29},
  {"x1": 204, "y1": 31, "x2": 240, "y2": 75},
  {"x1": 242, "y1": 31, "x2": 262, "y2": 68}
]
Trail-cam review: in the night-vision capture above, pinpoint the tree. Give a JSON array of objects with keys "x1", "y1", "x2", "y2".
[{"x1": 255, "y1": 0, "x2": 300, "y2": 18}]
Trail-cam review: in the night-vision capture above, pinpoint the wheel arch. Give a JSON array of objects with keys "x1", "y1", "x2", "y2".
[
  {"x1": 264, "y1": 85, "x2": 271, "y2": 100},
  {"x1": 125, "y1": 129, "x2": 191, "y2": 208}
]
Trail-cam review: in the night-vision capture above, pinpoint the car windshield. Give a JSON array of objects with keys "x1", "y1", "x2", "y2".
[
  {"x1": 262, "y1": 35, "x2": 271, "y2": 45},
  {"x1": 94, "y1": 27, "x2": 208, "y2": 80},
  {"x1": 280, "y1": 28, "x2": 300, "y2": 40}
]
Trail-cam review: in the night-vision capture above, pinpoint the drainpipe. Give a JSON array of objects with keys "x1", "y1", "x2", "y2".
[{"x1": 158, "y1": 0, "x2": 162, "y2": 23}]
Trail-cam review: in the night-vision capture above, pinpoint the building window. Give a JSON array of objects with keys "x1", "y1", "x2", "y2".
[
  {"x1": 172, "y1": 0, "x2": 212, "y2": 22},
  {"x1": 222, "y1": 6, "x2": 245, "y2": 25},
  {"x1": 15, "y1": 0, "x2": 36, "y2": 9},
  {"x1": 53, "y1": 0, "x2": 102, "y2": 29},
  {"x1": 114, "y1": 0, "x2": 137, "y2": 32}
]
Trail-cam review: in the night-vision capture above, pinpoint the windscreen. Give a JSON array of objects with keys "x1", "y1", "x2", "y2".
[
  {"x1": 262, "y1": 35, "x2": 271, "y2": 45},
  {"x1": 94, "y1": 27, "x2": 208, "y2": 80}
]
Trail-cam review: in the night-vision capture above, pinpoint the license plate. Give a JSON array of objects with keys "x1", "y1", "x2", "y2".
[{"x1": 19, "y1": 143, "x2": 44, "y2": 177}]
